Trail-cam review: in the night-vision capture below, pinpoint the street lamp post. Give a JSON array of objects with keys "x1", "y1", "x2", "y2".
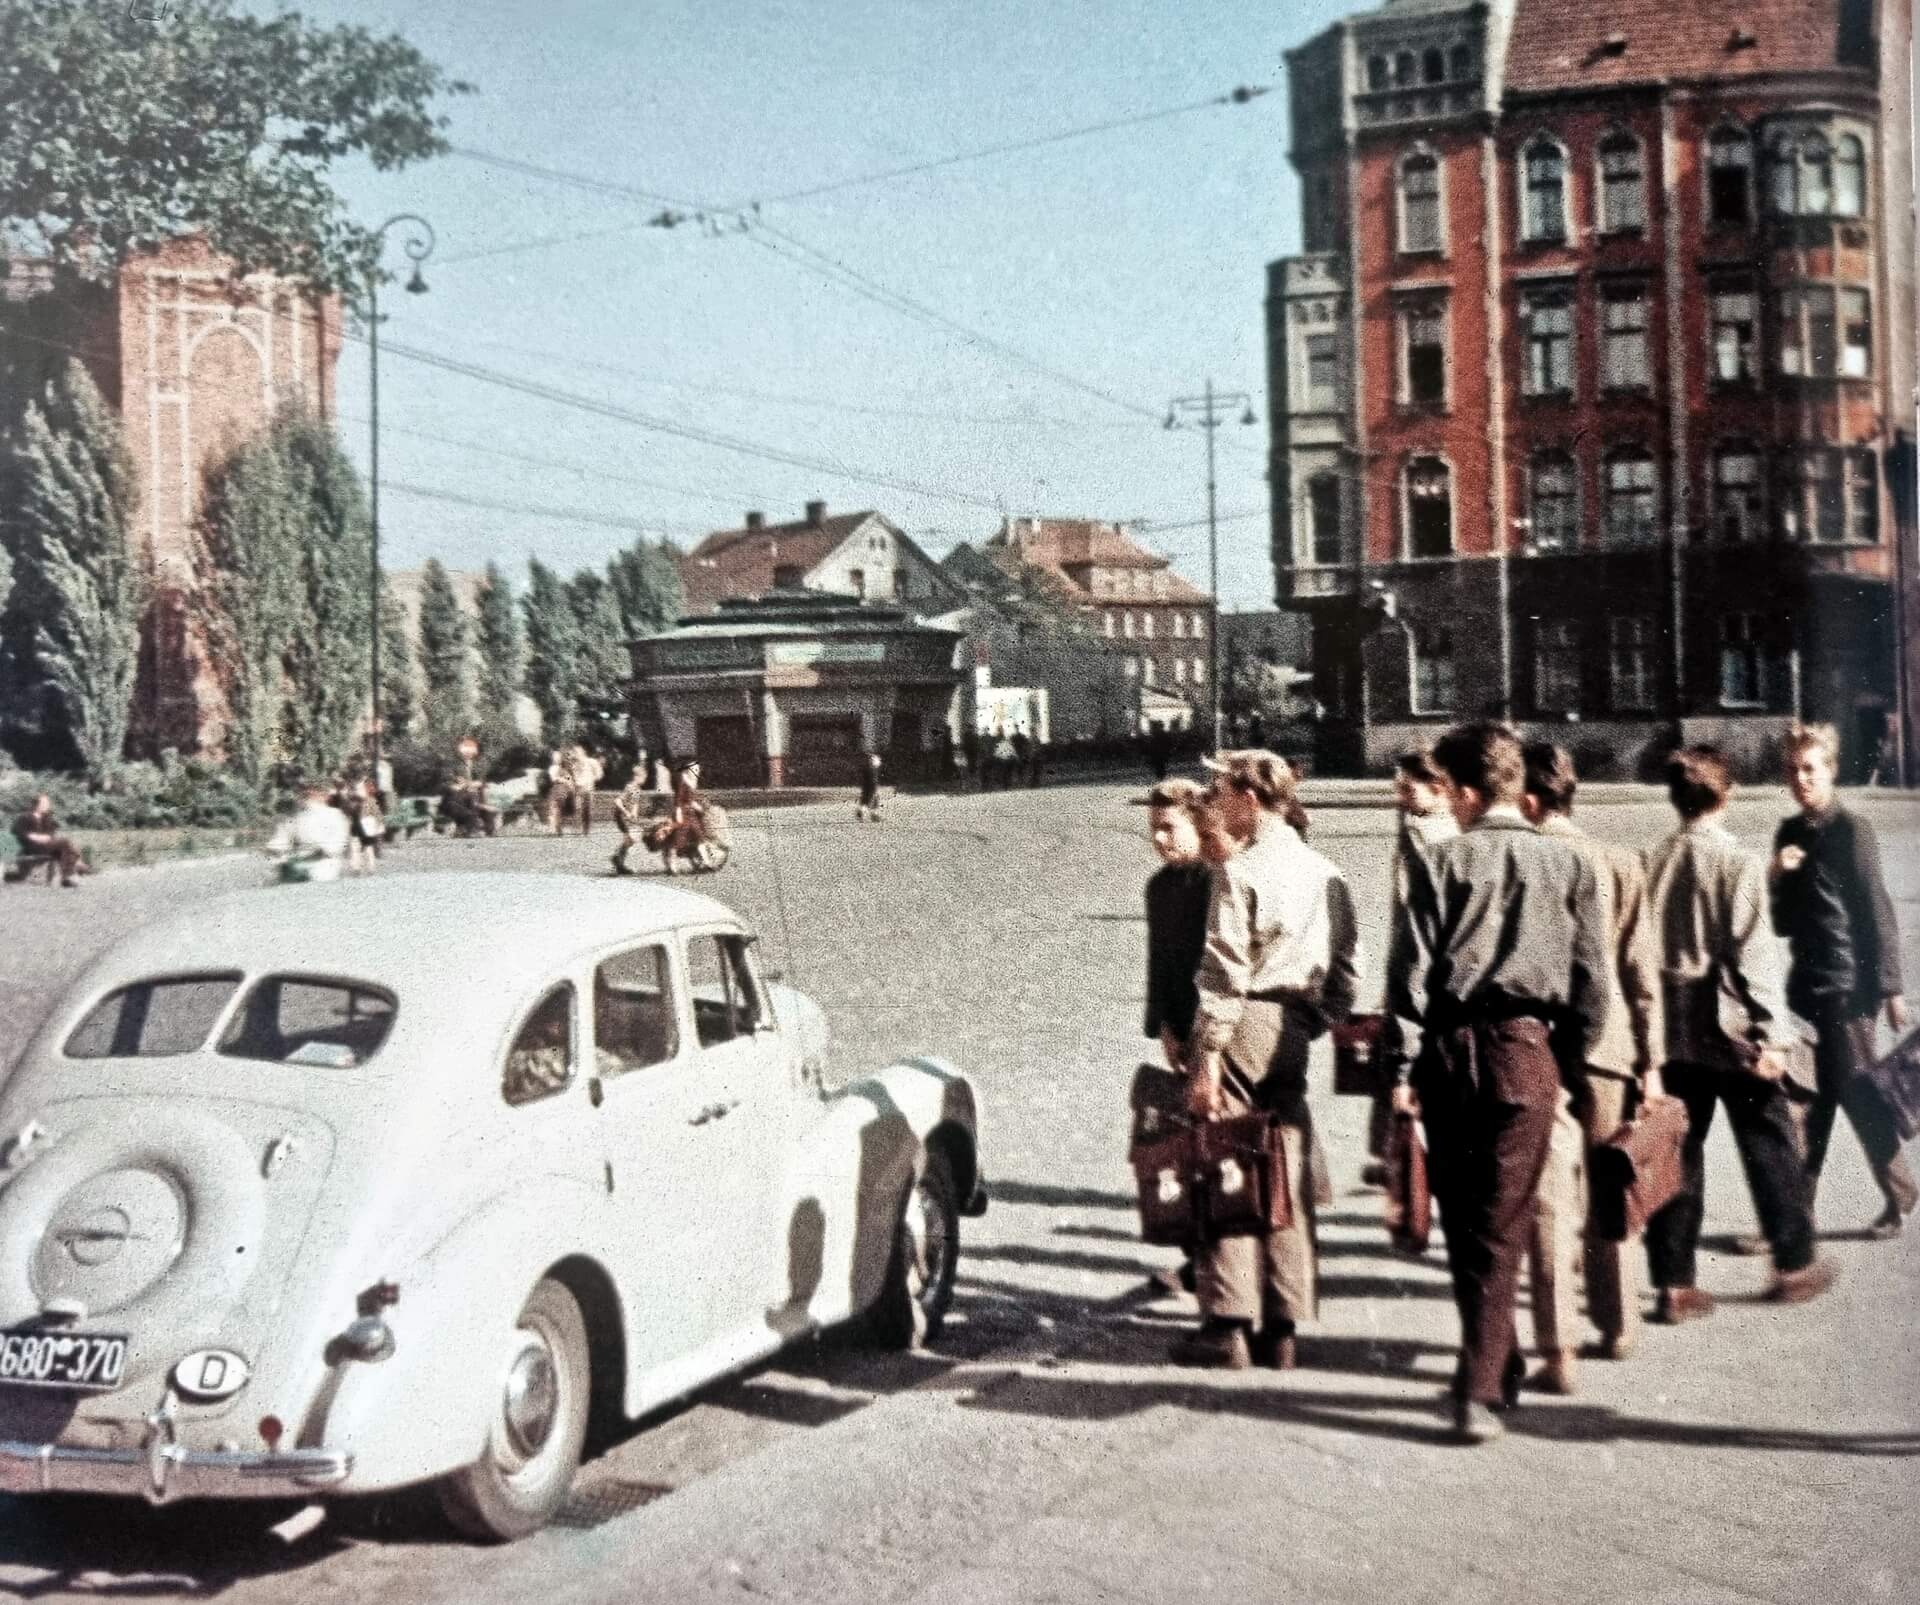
[
  {"x1": 1165, "y1": 380, "x2": 1257, "y2": 752},
  {"x1": 365, "y1": 212, "x2": 435, "y2": 788}
]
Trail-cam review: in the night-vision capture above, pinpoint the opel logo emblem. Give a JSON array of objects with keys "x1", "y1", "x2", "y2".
[{"x1": 56, "y1": 1205, "x2": 140, "y2": 1268}]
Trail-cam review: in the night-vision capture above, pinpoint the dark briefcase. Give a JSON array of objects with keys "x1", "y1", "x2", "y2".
[
  {"x1": 1128, "y1": 1062, "x2": 1189, "y2": 1146},
  {"x1": 1863, "y1": 1030, "x2": 1920, "y2": 1144},
  {"x1": 1331, "y1": 1013, "x2": 1389, "y2": 1097},
  {"x1": 1196, "y1": 1115, "x2": 1282, "y2": 1239},
  {"x1": 1589, "y1": 1093, "x2": 1690, "y2": 1242},
  {"x1": 1384, "y1": 1110, "x2": 1431, "y2": 1255},
  {"x1": 1131, "y1": 1130, "x2": 1199, "y2": 1247}
]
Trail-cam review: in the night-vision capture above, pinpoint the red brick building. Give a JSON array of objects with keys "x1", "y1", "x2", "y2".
[
  {"x1": 1, "y1": 237, "x2": 342, "y2": 756},
  {"x1": 1270, "y1": 0, "x2": 1915, "y2": 779}
]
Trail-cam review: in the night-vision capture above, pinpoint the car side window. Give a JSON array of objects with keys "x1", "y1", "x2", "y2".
[
  {"x1": 686, "y1": 933, "x2": 766, "y2": 1049},
  {"x1": 503, "y1": 983, "x2": 576, "y2": 1106},
  {"x1": 593, "y1": 944, "x2": 678, "y2": 1077}
]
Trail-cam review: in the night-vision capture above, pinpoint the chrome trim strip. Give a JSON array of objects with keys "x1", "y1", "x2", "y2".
[{"x1": 0, "y1": 1439, "x2": 352, "y2": 1503}]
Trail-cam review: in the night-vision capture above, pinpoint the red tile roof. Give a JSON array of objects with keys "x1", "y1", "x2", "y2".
[
  {"x1": 1505, "y1": 0, "x2": 1864, "y2": 93},
  {"x1": 988, "y1": 517, "x2": 1213, "y2": 604},
  {"x1": 680, "y1": 511, "x2": 874, "y2": 614}
]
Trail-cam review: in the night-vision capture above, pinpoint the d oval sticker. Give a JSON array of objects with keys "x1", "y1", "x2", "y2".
[{"x1": 172, "y1": 1349, "x2": 250, "y2": 1401}]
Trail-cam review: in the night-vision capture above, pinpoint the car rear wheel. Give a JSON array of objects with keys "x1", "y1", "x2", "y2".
[
  {"x1": 437, "y1": 1277, "x2": 590, "y2": 1542},
  {"x1": 869, "y1": 1149, "x2": 959, "y2": 1350}
]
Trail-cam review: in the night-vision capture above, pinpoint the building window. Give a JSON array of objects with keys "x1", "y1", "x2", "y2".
[
  {"x1": 1422, "y1": 47, "x2": 1445, "y2": 83},
  {"x1": 1603, "y1": 449, "x2": 1658, "y2": 544},
  {"x1": 848, "y1": 567, "x2": 867, "y2": 599},
  {"x1": 1532, "y1": 619, "x2": 1581, "y2": 713},
  {"x1": 1767, "y1": 130, "x2": 1867, "y2": 217},
  {"x1": 1779, "y1": 447, "x2": 1879, "y2": 544},
  {"x1": 1400, "y1": 151, "x2": 1443, "y2": 253},
  {"x1": 1308, "y1": 474, "x2": 1343, "y2": 565},
  {"x1": 1520, "y1": 286, "x2": 1574, "y2": 396},
  {"x1": 1402, "y1": 301, "x2": 1448, "y2": 405},
  {"x1": 1172, "y1": 612, "x2": 1186, "y2": 639},
  {"x1": 1395, "y1": 50, "x2": 1416, "y2": 85},
  {"x1": 1834, "y1": 134, "x2": 1866, "y2": 216},
  {"x1": 1190, "y1": 657, "x2": 1206, "y2": 684},
  {"x1": 1190, "y1": 614, "x2": 1205, "y2": 640},
  {"x1": 1142, "y1": 613, "x2": 1155, "y2": 640},
  {"x1": 1718, "y1": 612, "x2": 1781, "y2": 708},
  {"x1": 1411, "y1": 627, "x2": 1456, "y2": 714},
  {"x1": 1840, "y1": 287, "x2": 1871, "y2": 376},
  {"x1": 1367, "y1": 53, "x2": 1389, "y2": 91},
  {"x1": 1304, "y1": 331, "x2": 1341, "y2": 410},
  {"x1": 1449, "y1": 43, "x2": 1473, "y2": 80},
  {"x1": 1406, "y1": 456, "x2": 1453, "y2": 558},
  {"x1": 1529, "y1": 452, "x2": 1579, "y2": 549},
  {"x1": 1709, "y1": 280, "x2": 1757, "y2": 383},
  {"x1": 1779, "y1": 286, "x2": 1869, "y2": 379},
  {"x1": 1122, "y1": 611, "x2": 1135, "y2": 639},
  {"x1": 1706, "y1": 126, "x2": 1753, "y2": 226},
  {"x1": 1124, "y1": 657, "x2": 1139, "y2": 679},
  {"x1": 1710, "y1": 446, "x2": 1765, "y2": 542},
  {"x1": 1523, "y1": 138, "x2": 1568, "y2": 242},
  {"x1": 772, "y1": 564, "x2": 803, "y2": 588},
  {"x1": 1103, "y1": 612, "x2": 1115, "y2": 638},
  {"x1": 1601, "y1": 283, "x2": 1650, "y2": 389},
  {"x1": 1597, "y1": 133, "x2": 1646, "y2": 232},
  {"x1": 1141, "y1": 656, "x2": 1154, "y2": 685},
  {"x1": 1174, "y1": 657, "x2": 1187, "y2": 684},
  {"x1": 1608, "y1": 615, "x2": 1657, "y2": 711}
]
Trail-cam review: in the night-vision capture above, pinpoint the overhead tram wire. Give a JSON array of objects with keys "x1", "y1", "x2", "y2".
[{"x1": 381, "y1": 479, "x2": 705, "y2": 536}]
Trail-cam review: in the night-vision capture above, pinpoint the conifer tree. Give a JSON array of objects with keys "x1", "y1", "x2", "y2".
[
  {"x1": 606, "y1": 538, "x2": 684, "y2": 639},
  {"x1": 475, "y1": 560, "x2": 522, "y2": 714},
  {"x1": 521, "y1": 558, "x2": 580, "y2": 743},
  {"x1": 416, "y1": 556, "x2": 470, "y2": 747},
  {"x1": 567, "y1": 569, "x2": 629, "y2": 705},
  {"x1": 379, "y1": 580, "x2": 416, "y2": 749},
  {"x1": 7, "y1": 360, "x2": 143, "y2": 776}
]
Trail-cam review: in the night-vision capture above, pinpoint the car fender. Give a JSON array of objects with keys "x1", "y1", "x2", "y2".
[{"x1": 301, "y1": 1177, "x2": 621, "y2": 1491}]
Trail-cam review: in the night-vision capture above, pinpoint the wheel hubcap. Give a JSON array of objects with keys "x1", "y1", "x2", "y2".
[{"x1": 501, "y1": 1333, "x2": 560, "y2": 1462}]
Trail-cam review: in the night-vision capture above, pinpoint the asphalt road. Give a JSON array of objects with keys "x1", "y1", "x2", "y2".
[{"x1": 1, "y1": 781, "x2": 1917, "y2": 1603}]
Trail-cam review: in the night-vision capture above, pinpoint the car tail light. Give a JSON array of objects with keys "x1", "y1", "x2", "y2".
[{"x1": 258, "y1": 1415, "x2": 284, "y2": 1449}]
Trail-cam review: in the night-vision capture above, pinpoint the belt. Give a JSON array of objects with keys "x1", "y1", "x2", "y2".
[{"x1": 1431, "y1": 994, "x2": 1559, "y2": 1031}]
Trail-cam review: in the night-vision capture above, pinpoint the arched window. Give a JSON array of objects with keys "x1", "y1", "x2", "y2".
[
  {"x1": 1448, "y1": 43, "x2": 1473, "y2": 80},
  {"x1": 1801, "y1": 132, "x2": 1832, "y2": 213},
  {"x1": 1523, "y1": 138, "x2": 1568, "y2": 242},
  {"x1": 1834, "y1": 134, "x2": 1867, "y2": 216},
  {"x1": 1603, "y1": 449, "x2": 1659, "y2": 545},
  {"x1": 1597, "y1": 132, "x2": 1646, "y2": 232},
  {"x1": 1422, "y1": 47, "x2": 1446, "y2": 84},
  {"x1": 1766, "y1": 132, "x2": 1799, "y2": 214},
  {"x1": 1367, "y1": 54, "x2": 1389, "y2": 92},
  {"x1": 1706, "y1": 126, "x2": 1753, "y2": 226},
  {"x1": 1710, "y1": 444, "x2": 1765, "y2": 542},
  {"x1": 1406, "y1": 457, "x2": 1453, "y2": 558},
  {"x1": 1399, "y1": 149, "x2": 1443, "y2": 253},
  {"x1": 1394, "y1": 51, "x2": 1416, "y2": 86},
  {"x1": 1529, "y1": 452, "x2": 1579, "y2": 549}
]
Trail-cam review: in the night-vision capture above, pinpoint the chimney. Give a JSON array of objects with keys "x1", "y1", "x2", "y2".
[
  {"x1": 745, "y1": 510, "x2": 764, "y2": 530},
  {"x1": 805, "y1": 499, "x2": 826, "y2": 528}
]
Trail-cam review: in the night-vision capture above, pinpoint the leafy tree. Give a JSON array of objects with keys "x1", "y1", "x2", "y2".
[
  {"x1": 475, "y1": 560, "x2": 522, "y2": 714},
  {"x1": 196, "y1": 424, "x2": 304, "y2": 783},
  {"x1": 0, "y1": 0, "x2": 469, "y2": 300},
  {"x1": 416, "y1": 557, "x2": 470, "y2": 747},
  {"x1": 277, "y1": 414, "x2": 371, "y2": 778},
  {"x1": 606, "y1": 539, "x2": 684, "y2": 639},
  {"x1": 568, "y1": 570, "x2": 629, "y2": 705},
  {"x1": 941, "y1": 542, "x2": 1099, "y2": 642},
  {"x1": 521, "y1": 559, "x2": 580, "y2": 744},
  {"x1": 379, "y1": 579, "x2": 415, "y2": 749},
  {"x1": 6, "y1": 360, "x2": 143, "y2": 776}
]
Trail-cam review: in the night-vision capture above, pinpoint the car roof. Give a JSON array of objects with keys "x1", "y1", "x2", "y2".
[{"x1": 84, "y1": 874, "x2": 741, "y2": 1003}]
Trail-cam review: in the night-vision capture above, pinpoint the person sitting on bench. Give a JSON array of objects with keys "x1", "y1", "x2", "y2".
[{"x1": 10, "y1": 794, "x2": 88, "y2": 887}]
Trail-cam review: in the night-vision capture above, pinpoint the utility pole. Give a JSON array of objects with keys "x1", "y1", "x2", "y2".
[{"x1": 1166, "y1": 381, "x2": 1257, "y2": 751}]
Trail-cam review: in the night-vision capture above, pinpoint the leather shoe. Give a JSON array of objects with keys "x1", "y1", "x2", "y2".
[
  {"x1": 1359, "y1": 1161, "x2": 1389, "y2": 1188},
  {"x1": 1866, "y1": 1206, "x2": 1905, "y2": 1241},
  {"x1": 1580, "y1": 1332, "x2": 1637, "y2": 1362},
  {"x1": 1766, "y1": 1259, "x2": 1838, "y2": 1304},
  {"x1": 1528, "y1": 1350, "x2": 1579, "y2": 1396},
  {"x1": 1652, "y1": 1286, "x2": 1716, "y2": 1324},
  {"x1": 1452, "y1": 1400, "x2": 1505, "y2": 1445},
  {"x1": 1170, "y1": 1320, "x2": 1251, "y2": 1370},
  {"x1": 1252, "y1": 1329, "x2": 1298, "y2": 1371}
]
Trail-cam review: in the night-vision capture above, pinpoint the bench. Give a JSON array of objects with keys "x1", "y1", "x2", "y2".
[
  {"x1": 2, "y1": 850, "x2": 58, "y2": 886},
  {"x1": 382, "y1": 798, "x2": 435, "y2": 844}
]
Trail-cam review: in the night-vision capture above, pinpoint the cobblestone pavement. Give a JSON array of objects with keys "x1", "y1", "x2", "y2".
[{"x1": 1, "y1": 782, "x2": 1916, "y2": 1602}]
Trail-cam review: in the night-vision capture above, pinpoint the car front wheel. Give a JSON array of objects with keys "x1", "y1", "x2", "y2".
[
  {"x1": 437, "y1": 1276, "x2": 590, "y2": 1542},
  {"x1": 869, "y1": 1149, "x2": 959, "y2": 1349}
]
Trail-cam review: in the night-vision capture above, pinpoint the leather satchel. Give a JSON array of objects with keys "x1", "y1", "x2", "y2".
[
  {"x1": 1383, "y1": 1110, "x2": 1431, "y2": 1255},
  {"x1": 1131, "y1": 1129, "x2": 1199, "y2": 1247},
  {"x1": 1588, "y1": 1093, "x2": 1690, "y2": 1241},
  {"x1": 1332, "y1": 1013, "x2": 1389, "y2": 1097},
  {"x1": 1863, "y1": 1029, "x2": 1920, "y2": 1144},
  {"x1": 1195, "y1": 1114, "x2": 1278, "y2": 1239},
  {"x1": 1128, "y1": 1062, "x2": 1190, "y2": 1146}
]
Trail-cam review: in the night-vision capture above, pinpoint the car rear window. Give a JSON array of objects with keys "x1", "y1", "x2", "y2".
[
  {"x1": 64, "y1": 973, "x2": 244, "y2": 1059},
  {"x1": 217, "y1": 976, "x2": 397, "y2": 1068}
]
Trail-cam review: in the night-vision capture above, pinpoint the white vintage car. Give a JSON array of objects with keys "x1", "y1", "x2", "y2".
[{"x1": 0, "y1": 874, "x2": 984, "y2": 1540}]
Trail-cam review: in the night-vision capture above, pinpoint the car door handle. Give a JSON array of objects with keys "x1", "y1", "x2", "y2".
[{"x1": 688, "y1": 1100, "x2": 738, "y2": 1127}]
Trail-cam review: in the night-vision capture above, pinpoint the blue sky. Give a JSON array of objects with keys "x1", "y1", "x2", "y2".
[{"x1": 287, "y1": 0, "x2": 1351, "y2": 607}]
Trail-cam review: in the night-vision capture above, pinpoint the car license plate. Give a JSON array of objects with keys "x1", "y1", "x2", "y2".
[{"x1": 0, "y1": 1328, "x2": 128, "y2": 1391}]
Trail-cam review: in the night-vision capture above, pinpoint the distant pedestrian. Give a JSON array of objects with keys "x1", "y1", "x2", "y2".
[
  {"x1": 265, "y1": 785, "x2": 351, "y2": 884},
  {"x1": 1386, "y1": 722, "x2": 1607, "y2": 1443},
  {"x1": 855, "y1": 751, "x2": 884, "y2": 822},
  {"x1": 610, "y1": 770, "x2": 655, "y2": 874},
  {"x1": 1644, "y1": 744, "x2": 1833, "y2": 1317},
  {"x1": 992, "y1": 729, "x2": 1017, "y2": 790},
  {"x1": 1771, "y1": 722, "x2": 1917, "y2": 1238},
  {"x1": 9, "y1": 794, "x2": 87, "y2": 887}
]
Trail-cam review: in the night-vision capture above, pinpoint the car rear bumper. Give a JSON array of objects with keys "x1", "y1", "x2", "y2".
[{"x1": 0, "y1": 1438, "x2": 352, "y2": 1504}]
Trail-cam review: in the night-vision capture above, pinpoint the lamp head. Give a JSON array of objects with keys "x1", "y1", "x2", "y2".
[{"x1": 404, "y1": 265, "x2": 429, "y2": 295}]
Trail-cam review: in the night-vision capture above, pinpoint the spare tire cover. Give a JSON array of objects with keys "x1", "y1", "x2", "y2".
[{"x1": 0, "y1": 1111, "x2": 267, "y2": 1370}]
